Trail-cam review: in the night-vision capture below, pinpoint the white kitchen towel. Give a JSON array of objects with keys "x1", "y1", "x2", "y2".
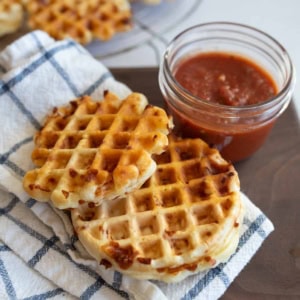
[{"x1": 0, "y1": 30, "x2": 274, "y2": 300}]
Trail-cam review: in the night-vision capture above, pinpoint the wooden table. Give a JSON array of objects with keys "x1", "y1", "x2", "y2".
[{"x1": 112, "y1": 67, "x2": 300, "y2": 300}]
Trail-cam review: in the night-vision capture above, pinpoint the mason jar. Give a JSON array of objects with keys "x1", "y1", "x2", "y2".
[{"x1": 159, "y1": 22, "x2": 296, "y2": 162}]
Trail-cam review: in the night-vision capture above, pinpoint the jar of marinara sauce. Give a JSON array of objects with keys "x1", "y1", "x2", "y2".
[{"x1": 159, "y1": 22, "x2": 296, "y2": 162}]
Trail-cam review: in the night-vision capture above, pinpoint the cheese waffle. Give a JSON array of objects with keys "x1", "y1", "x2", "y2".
[
  {"x1": 23, "y1": 92, "x2": 172, "y2": 209},
  {"x1": 24, "y1": 0, "x2": 132, "y2": 44},
  {"x1": 0, "y1": 0, "x2": 24, "y2": 37},
  {"x1": 71, "y1": 135, "x2": 244, "y2": 282}
]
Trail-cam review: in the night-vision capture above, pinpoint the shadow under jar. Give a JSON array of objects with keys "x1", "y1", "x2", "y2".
[{"x1": 159, "y1": 22, "x2": 296, "y2": 162}]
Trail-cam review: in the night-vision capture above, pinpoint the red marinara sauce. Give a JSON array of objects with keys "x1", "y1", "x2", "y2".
[
  {"x1": 170, "y1": 52, "x2": 278, "y2": 162},
  {"x1": 175, "y1": 52, "x2": 277, "y2": 106}
]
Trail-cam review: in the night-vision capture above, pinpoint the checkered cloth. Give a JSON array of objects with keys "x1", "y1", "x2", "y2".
[{"x1": 0, "y1": 31, "x2": 274, "y2": 300}]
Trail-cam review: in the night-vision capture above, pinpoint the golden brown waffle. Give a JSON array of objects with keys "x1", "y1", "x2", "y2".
[
  {"x1": 71, "y1": 135, "x2": 244, "y2": 282},
  {"x1": 23, "y1": 92, "x2": 172, "y2": 209},
  {"x1": 0, "y1": 0, "x2": 24, "y2": 37},
  {"x1": 24, "y1": 0, "x2": 132, "y2": 44}
]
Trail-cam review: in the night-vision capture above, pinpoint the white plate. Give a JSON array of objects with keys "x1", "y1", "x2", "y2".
[{"x1": 0, "y1": 1, "x2": 201, "y2": 57}]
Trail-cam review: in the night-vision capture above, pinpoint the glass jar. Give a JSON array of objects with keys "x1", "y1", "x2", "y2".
[{"x1": 159, "y1": 22, "x2": 296, "y2": 162}]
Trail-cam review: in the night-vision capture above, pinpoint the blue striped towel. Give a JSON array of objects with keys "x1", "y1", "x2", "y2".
[{"x1": 0, "y1": 31, "x2": 274, "y2": 300}]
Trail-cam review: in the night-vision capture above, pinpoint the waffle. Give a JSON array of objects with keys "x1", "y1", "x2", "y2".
[
  {"x1": 23, "y1": 92, "x2": 172, "y2": 209},
  {"x1": 71, "y1": 135, "x2": 244, "y2": 282},
  {"x1": 0, "y1": 0, "x2": 24, "y2": 37},
  {"x1": 24, "y1": 0, "x2": 132, "y2": 44}
]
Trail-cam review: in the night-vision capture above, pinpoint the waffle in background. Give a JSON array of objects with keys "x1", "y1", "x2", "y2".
[
  {"x1": 23, "y1": 92, "x2": 173, "y2": 209},
  {"x1": 71, "y1": 135, "x2": 244, "y2": 282},
  {"x1": 0, "y1": 0, "x2": 164, "y2": 42},
  {"x1": 0, "y1": 0, "x2": 24, "y2": 37},
  {"x1": 24, "y1": 0, "x2": 132, "y2": 44}
]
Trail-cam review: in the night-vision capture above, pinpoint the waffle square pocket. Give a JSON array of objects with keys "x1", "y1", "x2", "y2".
[
  {"x1": 71, "y1": 136, "x2": 244, "y2": 282},
  {"x1": 23, "y1": 92, "x2": 173, "y2": 209}
]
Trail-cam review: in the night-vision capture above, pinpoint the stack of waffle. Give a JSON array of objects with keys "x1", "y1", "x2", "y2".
[
  {"x1": 23, "y1": 91, "x2": 244, "y2": 282},
  {"x1": 0, "y1": 0, "x2": 161, "y2": 42}
]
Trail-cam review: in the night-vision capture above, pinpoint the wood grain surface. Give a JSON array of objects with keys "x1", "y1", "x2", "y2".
[{"x1": 112, "y1": 67, "x2": 300, "y2": 300}]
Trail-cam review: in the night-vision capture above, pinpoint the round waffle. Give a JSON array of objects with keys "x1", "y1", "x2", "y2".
[
  {"x1": 24, "y1": 0, "x2": 132, "y2": 44},
  {"x1": 23, "y1": 92, "x2": 172, "y2": 209},
  {"x1": 71, "y1": 135, "x2": 244, "y2": 282},
  {"x1": 0, "y1": 0, "x2": 24, "y2": 37}
]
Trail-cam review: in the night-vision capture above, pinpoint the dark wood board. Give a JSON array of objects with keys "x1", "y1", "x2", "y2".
[{"x1": 112, "y1": 67, "x2": 300, "y2": 299}]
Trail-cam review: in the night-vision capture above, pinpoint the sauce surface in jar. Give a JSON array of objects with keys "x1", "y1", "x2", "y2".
[
  {"x1": 175, "y1": 52, "x2": 277, "y2": 106},
  {"x1": 168, "y1": 52, "x2": 279, "y2": 162}
]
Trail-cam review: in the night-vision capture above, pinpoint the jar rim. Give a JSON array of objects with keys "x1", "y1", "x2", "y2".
[{"x1": 163, "y1": 21, "x2": 296, "y2": 112}]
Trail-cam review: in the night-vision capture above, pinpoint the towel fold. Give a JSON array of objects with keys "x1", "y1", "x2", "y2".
[{"x1": 0, "y1": 31, "x2": 274, "y2": 300}]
